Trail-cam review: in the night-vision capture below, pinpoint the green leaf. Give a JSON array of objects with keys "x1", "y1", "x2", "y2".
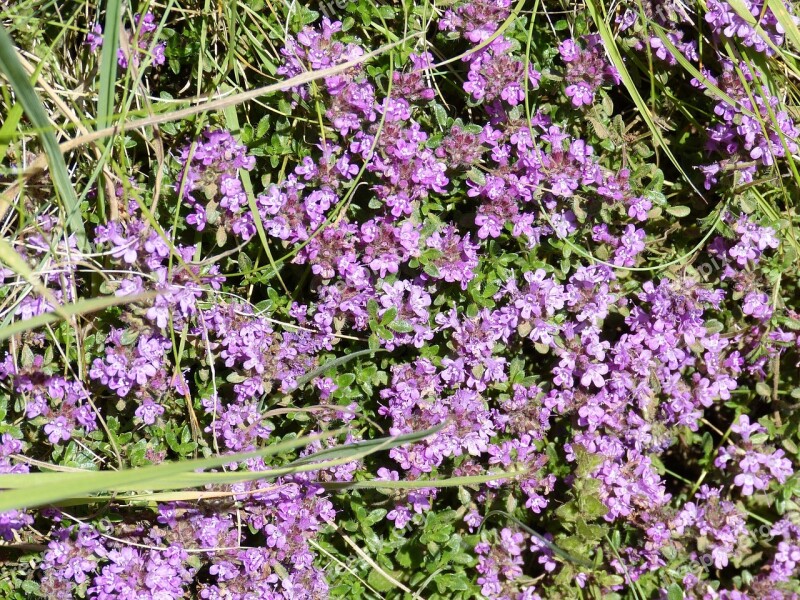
[
  {"x1": 581, "y1": 495, "x2": 609, "y2": 519},
  {"x1": 432, "y1": 103, "x2": 448, "y2": 128},
  {"x1": 423, "y1": 263, "x2": 441, "y2": 278},
  {"x1": 436, "y1": 573, "x2": 469, "y2": 592},
  {"x1": 396, "y1": 547, "x2": 414, "y2": 569},
  {"x1": 380, "y1": 307, "x2": 397, "y2": 325},
  {"x1": 336, "y1": 373, "x2": 356, "y2": 388},
  {"x1": 120, "y1": 329, "x2": 140, "y2": 345},
  {"x1": 291, "y1": 348, "x2": 383, "y2": 391},
  {"x1": 238, "y1": 252, "x2": 253, "y2": 272},
  {"x1": 576, "y1": 519, "x2": 608, "y2": 541},
  {"x1": 556, "y1": 500, "x2": 580, "y2": 523},
  {"x1": 367, "y1": 568, "x2": 396, "y2": 593},
  {"x1": 367, "y1": 298, "x2": 379, "y2": 320},
  {"x1": 363, "y1": 508, "x2": 387, "y2": 526},
  {"x1": 467, "y1": 167, "x2": 486, "y2": 186},
  {"x1": 667, "y1": 583, "x2": 684, "y2": 600},
  {"x1": 388, "y1": 319, "x2": 414, "y2": 333},
  {"x1": 666, "y1": 205, "x2": 691, "y2": 218},
  {"x1": 256, "y1": 115, "x2": 271, "y2": 138},
  {"x1": 574, "y1": 444, "x2": 603, "y2": 477},
  {"x1": 755, "y1": 381, "x2": 772, "y2": 397}
]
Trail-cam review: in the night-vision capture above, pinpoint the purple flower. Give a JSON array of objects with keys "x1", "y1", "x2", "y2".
[
  {"x1": 44, "y1": 416, "x2": 71, "y2": 444},
  {"x1": 566, "y1": 82, "x2": 594, "y2": 107},
  {"x1": 742, "y1": 291, "x2": 773, "y2": 320},
  {"x1": 706, "y1": 0, "x2": 790, "y2": 54},
  {"x1": 462, "y1": 36, "x2": 540, "y2": 107},
  {"x1": 117, "y1": 12, "x2": 166, "y2": 69},
  {"x1": 733, "y1": 471, "x2": 766, "y2": 495},
  {"x1": 135, "y1": 400, "x2": 164, "y2": 425},
  {"x1": 0, "y1": 509, "x2": 33, "y2": 541},
  {"x1": 85, "y1": 24, "x2": 103, "y2": 52},
  {"x1": 731, "y1": 415, "x2": 765, "y2": 441},
  {"x1": 560, "y1": 35, "x2": 620, "y2": 109}
]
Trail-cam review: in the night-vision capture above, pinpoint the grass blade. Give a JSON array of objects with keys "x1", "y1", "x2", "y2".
[
  {"x1": 0, "y1": 425, "x2": 444, "y2": 507},
  {"x1": 283, "y1": 421, "x2": 443, "y2": 467},
  {"x1": 94, "y1": 0, "x2": 122, "y2": 220},
  {"x1": 321, "y1": 469, "x2": 527, "y2": 490},
  {"x1": 97, "y1": 0, "x2": 121, "y2": 129},
  {"x1": 649, "y1": 24, "x2": 753, "y2": 117},
  {"x1": 0, "y1": 429, "x2": 346, "y2": 511},
  {"x1": 0, "y1": 290, "x2": 158, "y2": 343},
  {"x1": 0, "y1": 26, "x2": 87, "y2": 250},
  {"x1": 0, "y1": 103, "x2": 23, "y2": 159},
  {"x1": 585, "y1": 0, "x2": 706, "y2": 202},
  {"x1": 767, "y1": 0, "x2": 800, "y2": 52}
]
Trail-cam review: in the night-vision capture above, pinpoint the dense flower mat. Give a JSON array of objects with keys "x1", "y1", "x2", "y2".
[{"x1": 1, "y1": 0, "x2": 800, "y2": 598}]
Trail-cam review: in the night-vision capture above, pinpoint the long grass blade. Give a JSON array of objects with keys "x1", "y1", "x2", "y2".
[
  {"x1": 0, "y1": 429, "x2": 347, "y2": 511},
  {"x1": 97, "y1": 0, "x2": 121, "y2": 129},
  {"x1": 321, "y1": 469, "x2": 526, "y2": 490},
  {"x1": 0, "y1": 425, "x2": 445, "y2": 508},
  {"x1": 0, "y1": 26, "x2": 87, "y2": 249},
  {"x1": 0, "y1": 103, "x2": 23, "y2": 159},
  {"x1": 94, "y1": 0, "x2": 122, "y2": 220},
  {"x1": 767, "y1": 0, "x2": 800, "y2": 52},
  {"x1": 0, "y1": 290, "x2": 158, "y2": 343},
  {"x1": 585, "y1": 0, "x2": 706, "y2": 202},
  {"x1": 649, "y1": 24, "x2": 753, "y2": 117}
]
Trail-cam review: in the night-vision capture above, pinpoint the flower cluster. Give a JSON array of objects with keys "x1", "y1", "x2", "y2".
[
  {"x1": 464, "y1": 37, "x2": 541, "y2": 108},
  {"x1": 559, "y1": 35, "x2": 620, "y2": 108},
  {"x1": 705, "y1": 0, "x2": 795, "y2": 54},
  {"x1": 439, "y1": 0, "x2": 514, "y2": 43},
  {"x1": 475, "y1": 528, "x2": 529, "y2": 598},
  {"x1": 715, "y1": 415, "x2": 793, "y2": 495},
  {"x1": 699, "y1": 61, "x2": 800, "y2": 187},
  {"x1": 672, "y1": 485, "x2": 749, "y2": 570},
  {"x1": 38, "y1": 480, "x2": 335, "y2": 599},
  {"x1": 0, "y1": 355, "x2": 96, "y2": 446},
  {"x1": 85, "y1": 12, "x2": 166, "y2": 69},
  {"x1": 176, "y1": 129, "x2": 258, "y2": 241},
  {"x1": 0, "y1": 434, "x2": 32, "y2": 542}
]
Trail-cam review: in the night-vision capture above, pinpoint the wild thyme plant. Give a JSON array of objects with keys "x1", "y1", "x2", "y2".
[{"x1": 0, "y1": 0, "x2": 799, "y2": 598}]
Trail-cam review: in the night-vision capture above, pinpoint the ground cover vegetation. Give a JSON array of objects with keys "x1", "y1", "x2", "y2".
[{"x1": 1, "y1": 0, "x2": 800, "y2": 597}]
